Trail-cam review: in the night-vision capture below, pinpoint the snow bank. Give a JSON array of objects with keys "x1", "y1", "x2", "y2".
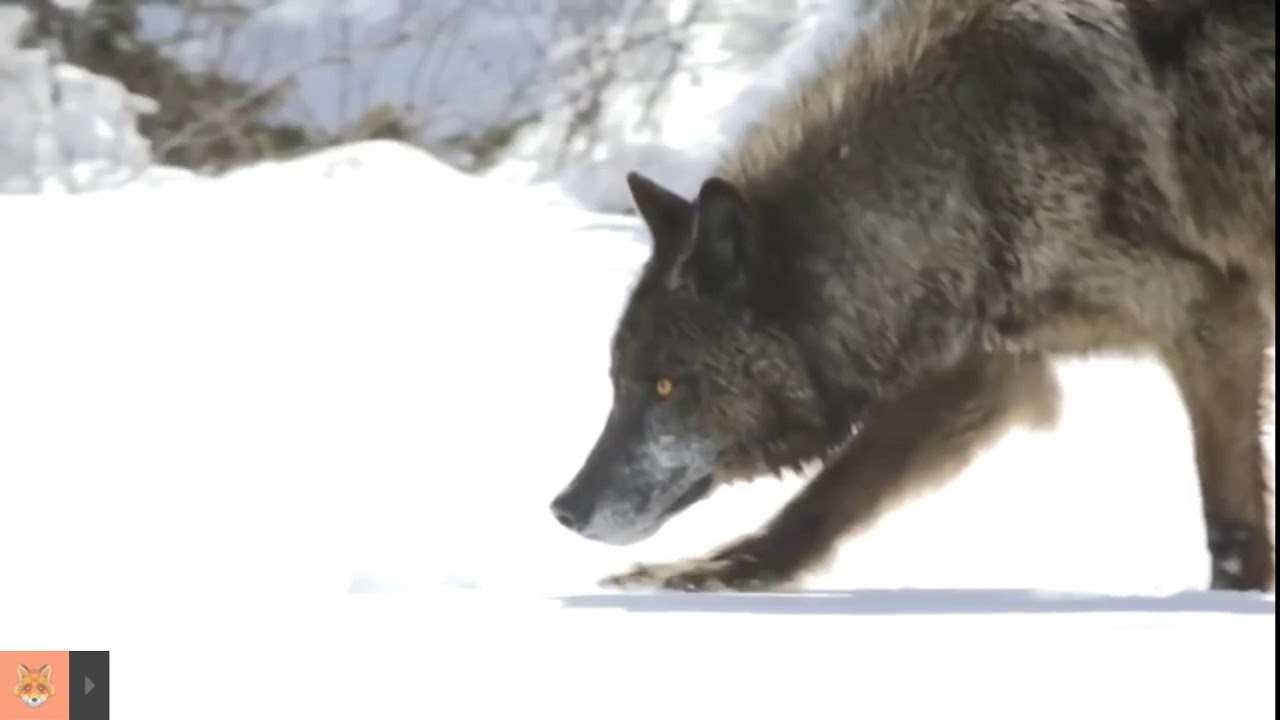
[
  {"x1": 0, "y1": 138, "x2": 650, "y2": 600},
  {"x1": 0, "y1": 6, "x2": 161, "y2": 194}
]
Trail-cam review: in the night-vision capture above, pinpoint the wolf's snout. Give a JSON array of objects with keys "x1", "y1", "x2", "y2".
[{"x1": 550, "y1": 490, "x2": 590, "y2": 533}]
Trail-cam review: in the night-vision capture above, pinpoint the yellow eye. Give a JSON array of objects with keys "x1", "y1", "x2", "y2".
[{"x1": 655, "y1": 377, "x2": 675, "y2": 399}]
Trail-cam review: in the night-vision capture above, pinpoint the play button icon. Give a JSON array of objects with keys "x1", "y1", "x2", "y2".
[{"x1": 69, "y1": 650, "x2": 109, "y2": 719}]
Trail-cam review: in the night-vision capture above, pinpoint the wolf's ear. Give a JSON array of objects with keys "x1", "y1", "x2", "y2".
[
  {"x1": 38, "y1": 665, "x2": 51, "y2": 681},
  {"x1": 17, "y1": 664, "x2": 29, "y2": 680},
  {"x1": 671, "y1": 177, "x2": 763, "y2": 301},
  {"x1": 626, "y1": 171, "x2": 693, "y2": 263}
]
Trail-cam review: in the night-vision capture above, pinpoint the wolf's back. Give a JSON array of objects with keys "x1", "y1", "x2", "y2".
[{"x1": 1128, "y1": 0, "x2": 1275, "y2": 268}]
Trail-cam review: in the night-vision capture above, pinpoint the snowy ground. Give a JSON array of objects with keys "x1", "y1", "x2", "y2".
[{"x1": 0, "y1": 141, "x2": 1273, "y2": 719}]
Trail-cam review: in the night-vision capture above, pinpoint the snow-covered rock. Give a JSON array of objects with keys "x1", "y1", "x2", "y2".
[{"x1": 0, "y1": 6, "x2": 160, "y2": 194}]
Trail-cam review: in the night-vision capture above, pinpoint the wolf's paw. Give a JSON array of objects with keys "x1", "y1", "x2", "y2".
[{"x1": 598, "y1": 551, "x2": 791, "y2": 592}]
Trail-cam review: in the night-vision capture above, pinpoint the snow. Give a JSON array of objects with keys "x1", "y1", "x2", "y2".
[{"x1": 0, "y1": 140, "x2": 1273, "y2": 719}]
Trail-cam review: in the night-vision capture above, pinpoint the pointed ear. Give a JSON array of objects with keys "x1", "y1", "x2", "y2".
[
  {"x1": 38, "y1": 665, "x2": 52, "y2": 681},
  {"x1": 671, "y1": 177, "x2": 762, "y2": 301},
  {"x1": 17, "y1": 664, "x2": 29, "y2": 680},
  {"x1": 625, "y1": 171, "x2": 693, "y2": 263}
]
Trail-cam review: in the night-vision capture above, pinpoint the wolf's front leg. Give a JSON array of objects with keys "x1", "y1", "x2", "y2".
[{"x1": 600, "y1": 351, "x2": 1062, "y2": 592}]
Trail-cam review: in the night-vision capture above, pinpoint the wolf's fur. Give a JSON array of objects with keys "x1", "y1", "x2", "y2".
[{"x1": 550, "y1": 0, "x2": 1275, "y2": 592}]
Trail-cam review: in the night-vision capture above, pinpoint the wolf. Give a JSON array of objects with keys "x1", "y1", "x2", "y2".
[{"x1": 550, "y1": 0, "x2": 1276, "y2": 593}]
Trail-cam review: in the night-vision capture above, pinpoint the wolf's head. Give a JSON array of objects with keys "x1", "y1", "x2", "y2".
[{"x1": 550, "y1": 172, "x2": 837, "y2": 546}]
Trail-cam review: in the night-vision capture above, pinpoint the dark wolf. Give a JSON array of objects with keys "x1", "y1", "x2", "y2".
[{"x1": 550, "y1": 0, "x2": 1276, "y2": 593}]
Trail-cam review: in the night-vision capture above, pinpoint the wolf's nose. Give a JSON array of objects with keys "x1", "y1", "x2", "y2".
[{"x1": 550, "y1": 493, "x2": 587, "y2": 533}]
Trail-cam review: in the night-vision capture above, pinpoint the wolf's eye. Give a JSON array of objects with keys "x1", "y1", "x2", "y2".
[
  {"x1": 36, "y1": 685, "x2": 45, "y2": 693},
  {"x1": 655, "y1": 377, "x2": 675, "y2": 399}
]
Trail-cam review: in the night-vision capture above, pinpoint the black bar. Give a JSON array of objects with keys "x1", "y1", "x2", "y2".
[{"x1": 67, "y1": 650, "x2": 109, "y2": 720}]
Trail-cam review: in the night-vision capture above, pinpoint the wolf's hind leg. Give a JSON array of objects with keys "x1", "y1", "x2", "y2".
[
  {"x1": 1162, "y1": 276, "x2": 1275, "y2": 592},
  {"x1": 602, "y1": 351, "x2": 1061, "y2": 591}
]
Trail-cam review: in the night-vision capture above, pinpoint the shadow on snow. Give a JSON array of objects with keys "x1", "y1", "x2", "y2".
[{"x1": 555, "y1": 587, "x2": 1277, "y2": 616}]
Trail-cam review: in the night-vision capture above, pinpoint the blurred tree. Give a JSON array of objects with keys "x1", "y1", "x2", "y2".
[{"x1": 15, "y1": 0, "x2": 314, "y2": 171}]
